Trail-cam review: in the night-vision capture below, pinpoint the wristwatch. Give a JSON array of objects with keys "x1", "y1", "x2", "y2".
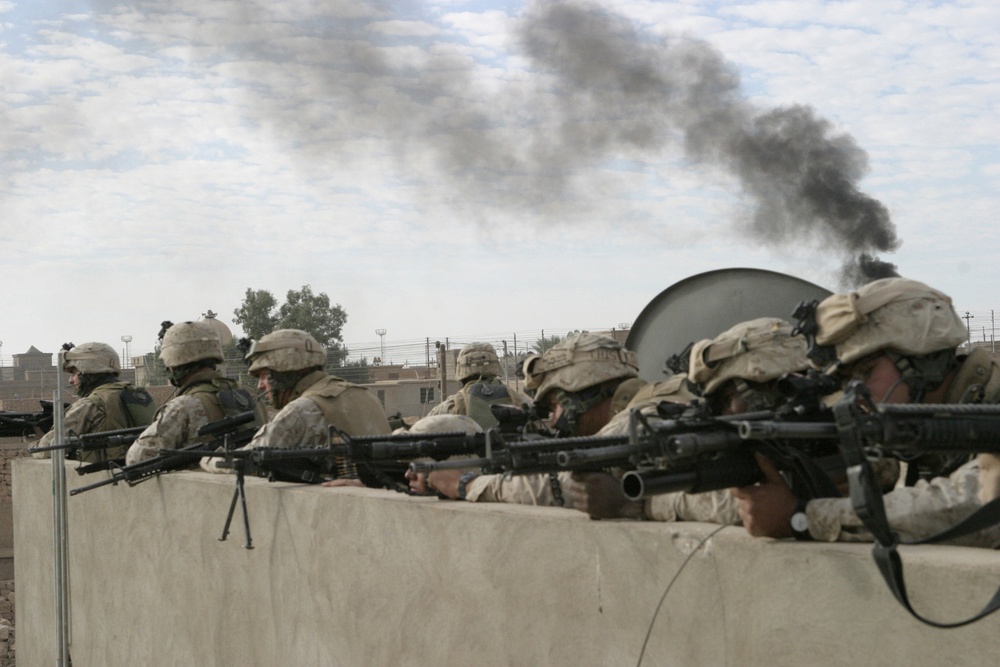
[
  {"x1": 790, "y1": 502, "x2": 812, "y2": 541},
  {"x1": 457, "y1": 471, "x2": 480, "y2": 500}
]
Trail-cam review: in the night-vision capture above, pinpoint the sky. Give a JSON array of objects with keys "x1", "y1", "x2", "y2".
[{"x1": 2, "y1": 0, "x2": 999, "y2": 367}]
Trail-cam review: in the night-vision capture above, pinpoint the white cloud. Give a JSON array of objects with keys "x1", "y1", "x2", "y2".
[{"x1": 1, "y1": 0, "x2": 998, "y2": 364}]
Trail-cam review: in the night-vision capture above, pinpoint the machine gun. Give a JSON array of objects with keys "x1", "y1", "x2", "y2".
[
  {"x1": 410, "y1": 372, "x2": 846, "y2": 504},
  {"x1": 173, "y1": 424, "x2": 516, "y2": 549},
  {"x1": 0, "y1": 400, "x2": 58, "y2": 439},
  {"x1": 27, "y1": 424, "x2": 149, "y2": 472},
  {"x1": 186, "y1": 403, "x2": 546, "y2": 549},
  {"x1": 69, "y1": 411, "x2": 257, "y2": 496}
]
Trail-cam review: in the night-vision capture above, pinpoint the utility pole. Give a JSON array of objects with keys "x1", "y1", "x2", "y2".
[{"x1": 964, "y1": 311, "x2": 975, "y2": 345}]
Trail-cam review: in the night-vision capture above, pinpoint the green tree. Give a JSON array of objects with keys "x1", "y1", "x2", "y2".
[
  {"x1": 532, "y1": 334, "x2": 565, "y2": 354},
  {"x1": 277, "y1": 285, "x2": 347, "y2": 351},
  {"x1": 233, "y1": 284, "x2": 348, "y2": 361},
  {"x1": 232, "y1": 289, "x2": 279, "y2": 341}
]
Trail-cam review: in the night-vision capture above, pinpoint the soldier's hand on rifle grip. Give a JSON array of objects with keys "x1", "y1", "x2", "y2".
[{"x1": 730, "y1": 453, "x2": 797, "y2": 538}]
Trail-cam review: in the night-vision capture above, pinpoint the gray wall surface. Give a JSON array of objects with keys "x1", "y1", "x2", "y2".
[{"x1": 13, "y1": 458, "x2": 1000, "y2": 666}]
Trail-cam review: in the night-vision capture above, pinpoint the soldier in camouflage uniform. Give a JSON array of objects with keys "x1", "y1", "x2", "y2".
[
  {"x1": 126, "y1": 321, "x2": 268, "y2": 465},
  {"x1": 32, "y1": 342, "x2": 158, "y2": 464},
  {"x1": 428, "y1": 333, "x2": 645, "y2": 507},
  {"x1": 200, "y1": 329, "x2": 391, "y2": 479},
  {"x1": 733, "y1": 277, "x2": 1000, "y2": 546},
  {"x1": 428, "y1": 342, "x2": 531, "y2": 430},
  {"x1": 569, "y1": 317, "x2": 824, "y2": 524}
]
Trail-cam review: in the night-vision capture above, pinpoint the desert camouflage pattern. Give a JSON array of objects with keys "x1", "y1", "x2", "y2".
[
  {"x1": 806, "y1": 460, "x2": 1000, "y2": 547},
  {"x1": 598, "y1": 374, "x2": 695, "y2": 436},
  {"x1": 807, "y1": 349, "x2": 1000, "y2": 544},
  {"x1": 199, "y1": 399, "x2": 329, "y2": 474},
  {"x1": 63, "y1": 341, "x2": 120, "y2": 374},
  {"x1": 689, "y1": 318, "x2": 809, "y2": 395},
  {"x1": 814, "y1": 277, "x2": 967, "y2": 369},
  {"x1": 159, "y1": 320, "x2": 225, "y2": 368},
  {"x1": 465, "y1": 471, "x2": 576, "y2": 506},
  {"x1": 126, "y1": 394, "x2": 212, "y2": 465},
  {"x1": 523, "y1": 332, "x2": 639, "y2": 404},
  {"x1": 33, "y1": 382, "x2": 155, "y2": 463},
  {"x1": 246, "y1": 329, "x2": 327, "y2": 374},
  {"x1": 201, "y1": 371, "x2": 390, "y2": 473},
  {"x1": 453, "y1": 342, "x2": 502, "y2": 383},
  {"x1": 644, "y1": 489, "x2": 740, "y2": 524},
  {"x1": 32, "y1": 399, "x2": 107, "y2": 463},
  {"x1": 462, "y1": 379, "x2": 643, "y2": 508}
]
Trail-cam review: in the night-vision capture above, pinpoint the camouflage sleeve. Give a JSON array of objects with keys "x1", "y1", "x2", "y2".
[
  {"x1": 427, "y1": 395, "x2": 458, "y2": 417},
  {"x1": 644, "y1": 489, "x2": 741, "y2": 525},
  {"x1": 126, "y1": 396, "x2": 209, "y2": 466},
  {"x1": 806, "y1": 460, "x2": 1000, "y2": 547},
  {"x1": 465, "y1": 471, "x2": 574, "y2": 507},
  {"x1": 202, "y1": 399, "x2": 327, "y2": 474},
  {"x1": 977, "y1": 453, "x2": 1000, "y2": 504},
  {"x1": 31, "y1": 399, "x2": 104, "y2": 459},
  {"x1": 249, "y1": 398, "x2": 328, "y2": 449}
]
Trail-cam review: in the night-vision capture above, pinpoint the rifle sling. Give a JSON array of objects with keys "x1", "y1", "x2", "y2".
[
  {"x1": 848, "y1": 441, "x2": 1000, "y2": 628},
  {"x1": 869, "y1": 496, "x2": 1000, "y2": 629}
]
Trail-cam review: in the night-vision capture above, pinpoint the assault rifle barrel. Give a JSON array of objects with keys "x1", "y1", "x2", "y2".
[{"x1": 28, "y1": 425, "x2": 148, "y2": 453}]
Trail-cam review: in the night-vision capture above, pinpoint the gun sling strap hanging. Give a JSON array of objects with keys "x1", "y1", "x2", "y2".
[{"x1": 834, "y1": 389, "x2": 1000, "y2": 628}]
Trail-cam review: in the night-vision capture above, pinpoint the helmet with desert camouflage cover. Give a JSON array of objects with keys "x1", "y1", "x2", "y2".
[
  {"x1": 689, "y1": 318, "x2": 809, "y2": 396},
  {"x1": 62, "y1": 342, "x2": 121, "y2": 375},
  {"x1": 523, "y1": 333, "x2": 639, "y2": 435},
  {"x1": 810, "y1": 278, "x2": 966, "y2": 368},
  {"x1": 455, "y1": 342, "x2": 502, "y2": 383},
  {"x1": 524, "y1": 333, "x2": 639, "y2": 404},
  {"x1": 794, "y1": 277, "x2": 967, "y2": 402},
  {"x1": 159, "y1": 321, "x2": 225, "y2": 369},
  {"x1": 246, "y1": 329, "x2": 327, "y2": 374}
]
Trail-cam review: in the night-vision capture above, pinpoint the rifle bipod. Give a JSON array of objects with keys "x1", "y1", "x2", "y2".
[{"x1": 219, "y1": 461, "x2": 253, "y2": 549}]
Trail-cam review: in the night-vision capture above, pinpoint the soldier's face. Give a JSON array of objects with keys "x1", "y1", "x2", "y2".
[
  {"x1": 67, "y1": 370, "x2": 81, "y2": 387},
  {"x1": 256, "y1": 371, "x2": 275, "y2": 402},
  {"x1": 841, "y1": 353, "x2": 911, "y2": 404},
  {"x1": 715, "y1": 383, "x2": 748, "y2": 416}
]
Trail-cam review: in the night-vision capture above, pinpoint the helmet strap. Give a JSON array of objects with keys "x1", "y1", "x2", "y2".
[
  {"x1": 551, "y1": 383, "x2": 617, "y2": 437},
  {"x1": 267, "y1": 369, "x2": 313, "y2": 408},
  {"x1": 885, "y1": 349, "x2": 957, "y2": 403}
]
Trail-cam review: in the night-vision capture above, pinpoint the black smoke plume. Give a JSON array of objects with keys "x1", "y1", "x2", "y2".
[{"x1": 185, "y1": 0, "x2": 901, "y2": 284}]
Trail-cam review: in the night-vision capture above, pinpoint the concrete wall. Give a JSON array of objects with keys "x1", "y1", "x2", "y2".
[{"x1": 13, "y1": 458, "x2": 1000, "y2": 667}]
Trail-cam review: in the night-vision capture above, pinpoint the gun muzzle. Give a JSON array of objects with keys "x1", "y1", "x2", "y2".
[{"x1": 621, "y1": 452, "x2": 762, "y2": 500}]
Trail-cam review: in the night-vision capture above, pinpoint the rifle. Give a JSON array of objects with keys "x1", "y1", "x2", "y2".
[
  {"x1": 28, "y1": 425, "x2": 149, "y2": 473},
  {"x1": 0, "y1": 400, "x2": 58, "y2": 438},
  {"x1": 411, "y1": 372, "x2": 847, "y2": 504},
  {"x1": 69, "y1": 411, "x2": 257, "y2": 496},
  {"x1": 829, "y1": 380, "x2": 1000, "y2": 628}
]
